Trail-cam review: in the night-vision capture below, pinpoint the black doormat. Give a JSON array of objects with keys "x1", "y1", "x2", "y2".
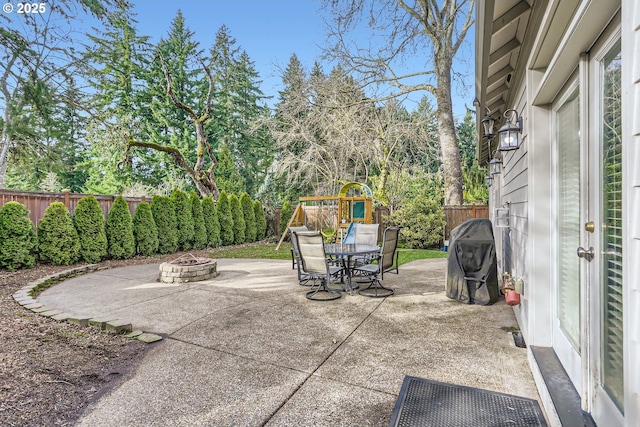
[{"x1": 389, "y1": 376, "x2": 547, "y2": 427}]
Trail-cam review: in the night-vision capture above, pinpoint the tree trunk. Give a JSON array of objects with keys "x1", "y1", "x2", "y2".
[
  {"x1": 0, "y1": 132, "x2": 9, "y2": 189},
  {"x1": 436, "y1": 65, "x2": 463, "y2": 206}
]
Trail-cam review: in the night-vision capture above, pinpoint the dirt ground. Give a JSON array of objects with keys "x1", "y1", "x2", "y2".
[{"x1": 0, "y1": 249, "x2": 214, "y2": 427}]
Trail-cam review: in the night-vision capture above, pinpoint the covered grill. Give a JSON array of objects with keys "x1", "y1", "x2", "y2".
[{"x1": 446, "y1": 218, "x2": 499, "y2": 305}]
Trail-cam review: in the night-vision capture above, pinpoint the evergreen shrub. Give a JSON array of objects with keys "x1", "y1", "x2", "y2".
[
  {"x1": 240, "y1": 193, "x2": 256, "y2": 242},
  {"x1": 171, "y1": 189, "x2": 194, "y2": 250},
  {"x1": 229, "y1": 194, "x2": 245, "y2": 244},
  {"x1": 106, "y1": 196, "x2": 136, "y2": 259},
  {"x1": 202, "y1": 196, "x2": 220, "y2": 247},
  {"x1": 279, "y1": 200, "x2": 292, "y2": 236},
  {"x1": 190, "y1": 192, "x2": 207, "y2": 250},
  {"x1": 133, "y1": 201, "x2": 159, "y2": 256},
  {"x1": 253, "y1": 200, "x2": 267, "y2": 241},
  {"x1": 0, "y1": 202, "x2": 37, "y2": 270},
  {"x1": 217, "y1": 191, "x2": 234, "y2": 246},
  {"x1": 73, "y1": 196, "x2": 107, "y2": 263},
  {"x1": 38, "y1": 202, "x2": 80, "y2": 265},
  {"x1": 151, "y1": 196, "x2": 178, "y2": 254}
]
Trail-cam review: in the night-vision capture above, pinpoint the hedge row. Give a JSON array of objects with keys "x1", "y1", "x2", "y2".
[{"x1": 0, "y1": 191, "x2": 268, "y2": 270}]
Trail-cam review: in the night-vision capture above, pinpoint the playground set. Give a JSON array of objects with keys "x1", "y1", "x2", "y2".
[{"x1": 276, "y1": 182, "x2": 375, "y2": 248}]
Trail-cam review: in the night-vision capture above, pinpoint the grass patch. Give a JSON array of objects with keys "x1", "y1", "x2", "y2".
[{"x1": 209, "y1": 242, "x2": 447, "y2": 266}]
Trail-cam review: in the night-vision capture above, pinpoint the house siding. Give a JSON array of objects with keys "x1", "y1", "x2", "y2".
[{"x1": 481, "y1": 0, "x2": 640, "y2": 424}]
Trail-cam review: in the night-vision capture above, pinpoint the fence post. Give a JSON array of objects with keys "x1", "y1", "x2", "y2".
[{"x1": 63, "y1": 189, "x2": 70, "y2": 210}]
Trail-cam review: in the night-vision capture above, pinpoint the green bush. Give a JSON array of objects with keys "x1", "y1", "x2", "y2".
[
  {"x1": 106, "y1": 195, "x2": 135, "y2": 259},
  {"x1": 217, "y1": 191, "x2": 234, "y2": 246},
  {"x1": 133, "y1": 201, "x2": 159, "y2": 256},
  {"x1": 202, "y1": 196, "x2": 220, "y2": 247},
  {"x1": 279, "y1": 200, "x2": 292, "y2": 236},
  {"x1": 240, "y1": 193, "x2": 256, "y2": 242},
  {"x1": 171, "y1": 189, "x2": 195, "y2": 250},
  {"x1": 38, "y1": 202, "x2": 80, "y2": 265},
  {"x1": 253, "y1": 200, "x2": 267, "y2": 241},
  {"x1": 190, "y1": 192, "x2": 208, "y2": 250},
  {"x1": 0, "y1": 202, "x2": 37, "y2": 270},
  {"x1": 151, "y1": 196, "x2": 178, "y2": 254},
  {"x1": 73, "y1": 196, "x2": 107, "y2": 263},
  {"x1": 390, "y1": 198, "x2": 445, "y2": 249},
  {"x1": 229, "y1": 194, "x2": 245, "y2": 244}
]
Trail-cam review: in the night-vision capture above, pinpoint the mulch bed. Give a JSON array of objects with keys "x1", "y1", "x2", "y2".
[{"x1": 0, "y1": 249, "x2": 214, "y2": 426}]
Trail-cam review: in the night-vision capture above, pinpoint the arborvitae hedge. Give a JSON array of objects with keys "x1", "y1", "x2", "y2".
[
  {"x1": 38, "y1": 202, "x2": 80, "y2": 265},
  {"x1": 202, "y1": 196, "x2": 220, "y2": 247},
  {"x1": 279, "y1": 200, "x2": 292, "y2": 236},
  {"x1": 253, "y1": 200, "x2": 267, "y2": 241},
  {"x1": 0, "y1": 202, "x2": 37, "y2": 270},
  {"x1": 106, "y1": 196, "x2": 136, "y2": 259},
  {"x1": 151, "y1": 196, "x2": 178, "y2": 254},
  {"x1": 190, "y1": 192, "x2": 207, "y2": 250},
  {"x1": 171, "y1": 189, "x2": 194, "y2": 250},
  {"x1": 217, "y1": 191, "x2": 234, "y2": 246},
  {"x1": 74, "y1": 196, "x2": 108, "y2": 263},
  {"x1": 240, "y1": 193, "x2": 256, "y2": 243},
  {"x1": 133, "y1": 201, "x2": 159, "y2": 256},
  {"x1": 229, "y1": 194, "x2": 245, "y2": 244}
]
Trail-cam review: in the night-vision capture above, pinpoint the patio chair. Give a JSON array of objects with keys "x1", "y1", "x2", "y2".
[
  {"x1": 352, "y1": 226, "x2": 401, "y2": 297},
  {"x1": 288, "y1": 225, "x2": 308, "y2": 270},
  {"x1": 352, "y1": 223, "x2": 379, "y2": 266},
  {"x1": 294, "y1": 231, "x2": 344, "y2": 301}
]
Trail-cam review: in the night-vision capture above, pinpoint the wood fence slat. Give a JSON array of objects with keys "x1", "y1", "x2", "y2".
[{"x1": 0, "y1": 189, "x2": 149, "y2": 228}]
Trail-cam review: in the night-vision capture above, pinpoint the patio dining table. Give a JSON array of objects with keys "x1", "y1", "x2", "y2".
[{"x1": 324, "y1": 243, "x2": 380, "y2": 295}]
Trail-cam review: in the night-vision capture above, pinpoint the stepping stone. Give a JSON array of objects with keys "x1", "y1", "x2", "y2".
[
  {"x1": 137, "y1": 333, "x2": 163, "y2": 343},
  {"x1": 105, "y1": 320, "x2": 133, "y2": 334},
  {"x1": 68, "y1": 316, "x2": 93, "y2": 327}
]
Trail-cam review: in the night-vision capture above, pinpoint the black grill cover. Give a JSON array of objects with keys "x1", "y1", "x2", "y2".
[{"x1": 446, "y1": 218, "x2": 499, "y2": 305}]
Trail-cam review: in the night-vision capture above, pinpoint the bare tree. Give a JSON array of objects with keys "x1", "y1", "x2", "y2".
[
  {"x1": 268, "y1": 62, "x2": 438, "y2": 198},
  {"x1": 323, "y1": 0, "x2": 475, "y2": 205},
  {"x1": 121, "y1": 57, "x2": 220, "y2": 198}
]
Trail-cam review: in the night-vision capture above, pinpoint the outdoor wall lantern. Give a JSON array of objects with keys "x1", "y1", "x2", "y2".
[
  {"x1": 498, "y1": 109, "x2": 523, "y2": 151},
  {"x1": 485, "y1": 174, "x2": 493, "y2": 187},
  {"x1": 481, "y1": 114, "x2": 496, "y2": 140},
  {"x1": 489, "y1": 157, "x2": 502, "y2": 175}
]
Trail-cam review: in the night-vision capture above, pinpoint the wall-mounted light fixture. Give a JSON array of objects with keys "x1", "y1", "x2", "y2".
[
  {"x1": 498, "y1": 109, "x2": 523, "y2": 151},
  {"x1": 489, "y1": 157, "x2": 502, "y2": 175},
  {"x1": 485, "y1": 174, "x2": 493, "y2": 187},
  {"x1": 481, "y1": 114, "x2": 496, "y2": 140}
]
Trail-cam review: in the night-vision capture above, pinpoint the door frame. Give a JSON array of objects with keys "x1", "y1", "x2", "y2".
[{"x1": 585, "y1": 19, "x2": 623, "y2": 426}]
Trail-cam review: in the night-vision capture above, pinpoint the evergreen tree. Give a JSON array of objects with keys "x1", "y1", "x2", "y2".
[
  {"x1": 240, "y1": 193, "x2": 256, "y2": 242},
  {"x1": 0, "y1": 202, "x2": 36, "y2": 270},
  {"x1": 217, "y1": 191, "x2": 234, "y2": 246},
  {"x1": 202, "y1": 196, "x2": 221, "y2": 247},
  {"x1": 171, "y1": 189, "x2": 195, "y2": 250},
  {"x1": 140, "y1": 11, "x2": 208, "y2": 188},
  {"x1": 106, "y1": 196, "x2": 135, "y2": 259},
  {"x1": 215, "y1": 143, "x2": 246, "y2": 195},
  {"x1": 151, "y1": 195, "x2": 179, "y2": 254},
  {"x1": 82, "y1": 2, "x2": 151, "y2": 190},
  {"x1": 37, "y1": 202, "x2": 80, "y2": 265},
  {"x1": 190, "y1": 192, "x2": 208, "y2": 250},
  {"x1": 73, "y1": 196, "x2": 108, "y2": 263},
  {"x1": 253, "y1": 200, "x2": 267, "y2": 241},
  {"x1": 133, "y1": 201, "x2": 159, "y2": 256},
  {"x1": 229, "y1": 194, "x2": 245, "y2": 244}
]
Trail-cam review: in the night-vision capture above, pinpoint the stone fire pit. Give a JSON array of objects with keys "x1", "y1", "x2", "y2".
[{"x1": 159, "y1": 254, "x2": 218, "y2": 284}]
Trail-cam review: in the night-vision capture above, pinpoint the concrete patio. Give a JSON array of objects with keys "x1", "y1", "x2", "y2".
[{"x1": 38, "y1": 257, "x2": 544, "y2": 426}]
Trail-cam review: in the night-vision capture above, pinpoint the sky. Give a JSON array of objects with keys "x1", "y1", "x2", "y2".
[
  {"x1": 131, "y1": 0, "x2": 329, "y2": 106},
  {"x1": 128, "y1": 0, "x2": 475, "y2": 119}
]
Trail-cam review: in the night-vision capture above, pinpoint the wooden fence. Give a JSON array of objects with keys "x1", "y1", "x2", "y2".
[
  {"x1": 443, "y1": 204, "x2": 489, "y2": 240},
  {"x1": 0, "y1": 189, "x2": 149, "y2": 227}
]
